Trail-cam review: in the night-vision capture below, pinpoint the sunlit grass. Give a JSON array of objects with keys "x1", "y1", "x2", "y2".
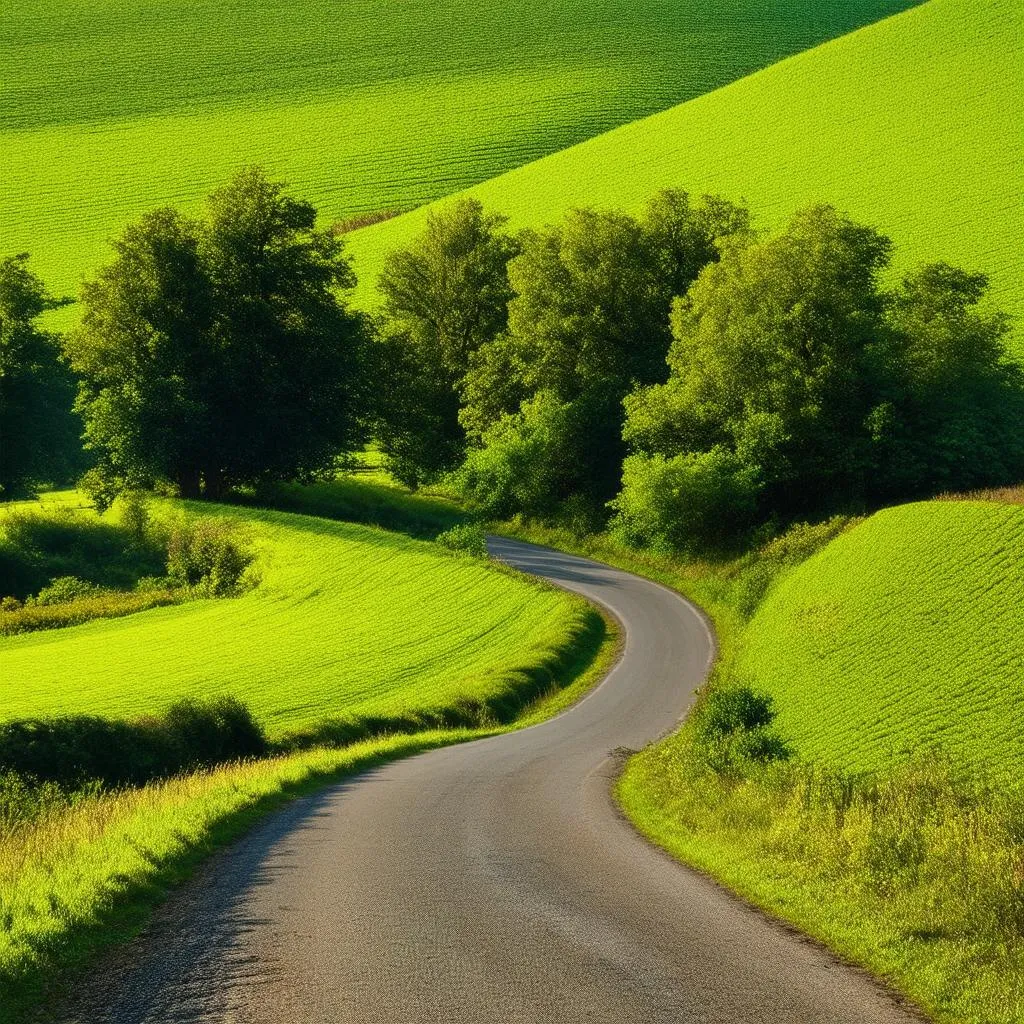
[
  {"x1": 0, "y1": 495, "x2": 591, "y2": 738},
  {"x1": 347, "y1": 0, "x2": 1024, "y2": 353},
  {"x1": 1, "y1": 0, "x2": 918, "y2": 314},
  {"x1": 620, "y1": 739, "x2": 1024, "y2": 1024},
  {"x1": 737, "y1": 501, "x2": 1024, "y2": 777}
]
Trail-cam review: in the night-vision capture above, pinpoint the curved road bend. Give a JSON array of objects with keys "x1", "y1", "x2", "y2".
[{"x1": 58, "y1": 537, "x2": 920, "y2": 1024}]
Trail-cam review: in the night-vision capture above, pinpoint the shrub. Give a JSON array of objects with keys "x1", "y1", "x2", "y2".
[
  {"x1": 693, "y1": 684, "x2": 791, "y2": 774},
  {"x1": 0, "y1": 697, "x2": 268, "y2": 789},
  {"x1": 165, "y1": 517, "x2": 255, "y2": 596},
  {"x1": 31, "y1": 575, "x2": 99, "y2": 606},
  {"x1": 435, "y1": 523, "x2": 488, "y2": 558},
  {"x1": 610, "y1": 448, "x2": 761, "y2": 554},
  {"x1": 456, "y1": 391, "x2": 583, "y2": 519},
  {"x1": 161, "y1": 697, "x2": 267, "y2": 768}
]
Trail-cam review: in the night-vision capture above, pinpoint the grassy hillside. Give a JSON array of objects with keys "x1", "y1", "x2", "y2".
[
  {"x1": 0, "y1": 499, "x2": 588, "y2": 737},
  {"x1": 347, "y1": 0, "x2": 1024, "y2": 350},
  {"x1": 736, "y1": 500, "x2": 1024, "y2": 777},
  {"x1": 1, "y1": 0, "x2": 917, "y2": 304}
]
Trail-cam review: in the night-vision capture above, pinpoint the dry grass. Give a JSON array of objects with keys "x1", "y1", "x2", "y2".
[{"x1": 934, "y1": 484, "x2": 1024, "y2": 504}]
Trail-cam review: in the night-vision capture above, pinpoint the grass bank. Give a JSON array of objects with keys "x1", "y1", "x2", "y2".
[{"x1": 1, "y1": 495, "x2": 594, "y2": 737}]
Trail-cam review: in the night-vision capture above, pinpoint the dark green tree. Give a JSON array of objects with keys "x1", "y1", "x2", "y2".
[
  {"x1": 0, "y1": 254, "x2": 81, "y2": 499},
  {"x1": 374, "y1": 199, "x2": 518, "y2": 486},
  {"x1": 615, "y1": 206, "x2": 1024, "y2": 550},
  {"x1": 459, "y1": 191, "x2": 748, "y2": 517},
  {"x1": 878, "y1": 262, "x2": 1024, "y2": 494},
  {"x1": 66, "y1": 168, "x2": 369, "y2": 503}
]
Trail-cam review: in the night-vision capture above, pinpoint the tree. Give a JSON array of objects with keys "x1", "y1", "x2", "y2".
[
  {"x1": 618, "y1": 206, "x2": 895, "y2": 544},
  {"x1": 878, "y1": 262, "x2": 1024, "y2": 495},
  {"x1": 374, "y1": 199, "x2": 518, "y2": 485},
  {"x1": 459, "y1": 191, "x2": 748, "y2": 517},
  {"x1": 615, "y1": 206, "x2": 1024, "y2": 550},
  {"x1": 66, "y1": 168, "x2": 369, "y2": 503},
  {"x1": 0, "y1": 255, "x2": 81, "y2": 499}
]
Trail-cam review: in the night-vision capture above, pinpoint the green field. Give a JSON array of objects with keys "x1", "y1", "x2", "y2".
[
  {"x1": 347, "y1": 0, "x2": 1024, "y2": 349},
  {"x1": 736, "y1": 500, "x2": 1024, "y2": 777},
  {"x1": 1, "y1": 0, "x2": 918, "y2": 304},
  {"x1": 0, "y1": 499, "x2": 588, "y2": 737}
]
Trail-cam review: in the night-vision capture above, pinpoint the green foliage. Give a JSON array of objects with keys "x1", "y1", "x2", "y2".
[
  {"x1": 0, "y1": 498, "x2": 590, "y2": 739},
  {"x1": 2, "y1": 0, "x2": 917, "y2": 308},
  {"x1": 0, "y1": 505, "x2": 166, "y2": 601},
  {"x1": 458, "y1": 192, "x2": 748, "y2": 518},
  {"x1": 164, "y1": 518, "x2": 254, "y2": 597},
  {"x1": 375, "y1": 199, "x2": 519, "y2": 486},
  {"x1": 65, "y1": 168, "x2": 369, "y2": 502},
  {"x1": 347, "y1": 0, "x2": 1023, "y2": 356},
  {"x1": 30, "y1": 576, "x2": 98, "y2": 606},
  {"x1": 611, "y1": 449, "x2": 761, "y2": 554},
  {"x1": 0, "y1": 255, "x2": 81, "y2": 499},
  {"x1": 736, "y1": 501, "x2": 1024, "y2": 775},
  {"x1": 434, "y1": 523, "x2": 488, "y2": 559},
  {"x1": 617, "y1": 206, "x2": 1023, "y2": 548},
  {"x1": 0, "y1": 697, "x2": 266, "y2": 790},
  {"x1": 456, "y1": 391, "x2": 586, "y2": 520},
  {"x1": 690, "y1": 685, "x2": 791, "y2": 774}
]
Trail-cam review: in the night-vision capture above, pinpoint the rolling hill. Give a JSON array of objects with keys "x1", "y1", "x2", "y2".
[
  {"x1": 736, "y1": 500, "x2": 1024, "y2": 777},
  {"x1": 0, "y1": 0, "x2": 917, "y2": 307},
  {"x1": 346, "y1": 0, "x2": 1024, "y2": 351},
  {"x1": 0, "y1": 499, "x2": 591, "y2": 737}
]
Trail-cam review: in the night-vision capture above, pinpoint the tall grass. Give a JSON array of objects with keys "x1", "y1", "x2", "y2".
[
  {"x1": 620, "y1": 735, "x2": 1024, "y2": 1024},
  {"x1": 0, "y1": 733, "x2": 467, "y2": 1020}
]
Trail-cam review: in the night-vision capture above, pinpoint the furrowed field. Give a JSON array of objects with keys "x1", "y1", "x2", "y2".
[
  {"x1": 736, "y1": 501, "x2": 1024, "y2": 778},
  {"x1": 0, "y1": 497, "x2": 592, "y2": 737},
  {"x1": 0, "y1": 0, "x2": 917, "y2": 307},
  {"x1": 347, "y1": 0, "x2": 1024, "y2": 352}
]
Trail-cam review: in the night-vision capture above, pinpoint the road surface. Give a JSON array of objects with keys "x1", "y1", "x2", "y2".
[{"x1": 58, "y1": 537, "x2": 920, "y2": 1023}]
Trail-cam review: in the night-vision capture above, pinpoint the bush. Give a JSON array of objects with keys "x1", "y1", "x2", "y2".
[
  {"x1": 31, "y1": 575, "x2": 99, "y2": 606},
  {"x1": 611, "y1": 448, "x2": 761, "y2": 554},
  {"x1": 693, "y1": 684, "x2": 791, "y2": 775},
  {"x1": 0, "y1": 505, "x2": 166, "y2": 600},
  {"x1": 166, "y1": 517, "x2": 255, "y2": 596},
  {"x1": 435, "y1": 523, "x2": 488, "y2": 558},
  {"x1": 0, "y1": 697, "x2": 268, "y2": 789}
]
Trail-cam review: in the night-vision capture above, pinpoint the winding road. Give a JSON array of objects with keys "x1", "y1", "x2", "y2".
[{"x1": 59, "y1": 537, "x2": 920, "y2": 1023}]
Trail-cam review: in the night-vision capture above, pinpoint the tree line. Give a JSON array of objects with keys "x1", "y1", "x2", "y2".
[{"x1": 3, "y1": 168, "x2": 1022, "y2": 550}]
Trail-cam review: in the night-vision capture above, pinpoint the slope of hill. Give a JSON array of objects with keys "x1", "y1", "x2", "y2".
[
  {"x1": 736, "y1": 500, "x2": 1024, "y2": 777},
  {"x1": 346, "y1": 0, "x2": 1024, "y2": 350},
  {"x1": 0, "y1": 0, "x2": 916, "y2": 305},
  {"x1": 0, "y1": 500, "x2": 591, "y2": 737}
]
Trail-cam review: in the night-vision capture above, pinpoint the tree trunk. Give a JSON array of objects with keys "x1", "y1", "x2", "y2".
[
  {"x1": 177, "y1": 468, "x2": 202, "y2": 499},
  {"x1": 203, "y1": 466, "x2": 226, "y2": 501}
]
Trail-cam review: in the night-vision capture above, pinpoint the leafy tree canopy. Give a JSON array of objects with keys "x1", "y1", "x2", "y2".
[
  {"x1": 0, "y1": 254, "x2": 81, "y2": 499},
  {"x1": 373, "y1": 199, "x2": 518, "y2": 488},
  {"x1": 66, "y1": 168, "x2": 369, "y2": 504},
  {"x1": 616, "y1": 205, "x2": 1024, "y2": 550}
]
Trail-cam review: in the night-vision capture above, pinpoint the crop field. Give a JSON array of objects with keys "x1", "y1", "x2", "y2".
[
  {"x1": 736, "y1": 501, "x2": 1024, "y2": 778},
  {"x1": 347, "y1": 0, "x2": 1024, "y2": 352},
  {"x1": 0, "y1": 499, "x2": 589, "y2": 738},
  {"x1": 1, "y1": 0, "x2": 918, "y2": 307}
]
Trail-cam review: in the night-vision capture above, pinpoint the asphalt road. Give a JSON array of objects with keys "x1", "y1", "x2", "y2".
[{"x1": 59, "y1": 537, "x2": 920, "y2": 1023}]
